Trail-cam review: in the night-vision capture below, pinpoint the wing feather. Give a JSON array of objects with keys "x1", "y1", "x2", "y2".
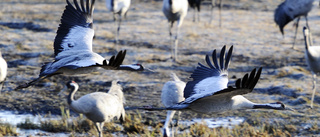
[
  {"x1": 176, "y1": 67, "x2": 262, "y2": 106},
  {"x1": 54, "y1": 0, "x2": 95, "y2": 56},
  {"x1": 183, "y1": 45, "x2": 233, "y2": 98}
]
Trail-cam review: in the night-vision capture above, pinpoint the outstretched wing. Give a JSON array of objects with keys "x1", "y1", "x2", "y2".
[
  {"x1": 183, "y1": 45, "x2": 233, "y2": 99},
  {"x1": 54, "y1": 0, "x2": 96, "y2": 56},
  {"x1": 170, "y1": 67, "x2": 262, "y2": 109}
]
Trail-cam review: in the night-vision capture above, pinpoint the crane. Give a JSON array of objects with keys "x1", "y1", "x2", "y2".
[
  {"x1": 142, "y1": 46, "x2": 293, "y2": 113},
  {"x1": 161, "y1": 72, "x2": 185, "y2": 137},
  {"x1": 210, "y1": 0, "x2": 222, "y2": 27},
  {"x1": 105, "y1": 0, "x2": 131, "y2": 46},
  {"x1": 303, "y1": 26, "x2": 320, "y2": 108},
  {"x1": 274, "y1": 0, "x2": 314, "y2": 49},
  {"x1": 188, "y1": 0, "x2": 201, "y2": 22},
  {"x1": 162, "y1": 0, "x2": 188, "y2": 61},
  {"x1": 0, "y1": 51, "x2": 7, "y2": 93},
  {"x1": 16, "y1": 0, "x2": 143, "y2": 89},
  {"x1": 62, "y1": 81, "x2": 125, "y2": 137}
]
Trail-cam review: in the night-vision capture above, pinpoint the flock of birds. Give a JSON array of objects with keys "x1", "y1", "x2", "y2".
[{"x1": 0, "y1": 0, "x2": 318, "y2": 136}]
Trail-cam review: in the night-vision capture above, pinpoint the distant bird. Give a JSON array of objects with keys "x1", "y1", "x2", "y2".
[
  {"x1": 274, "y1": 0, "x2": 314, "y2": 49},
  {"x1": 210, "y1": 0, "x2": 222, "y2": 27},
  {"x1": 63, "y1": 81, "x2": 125, "y2": 137},
  {"x1": 106, "y1": 0, "x2": 131, "y2": 46},
  {"x1": 161, "y1": 73, "x2": 185, "y2": 137},
  {"x1": 0, "y1": 51, "x2": 7, "y2": 93},
  {"x1": 188, "y1": 0, "x2": 201, "y2": 22},
  {"x1": 162, "y1": 0, "x2": 188, "y2": 61},
  {"x1": 16, "y1": 0, "x2": 143, "y2": 89},
  {"x1": 143, "y1": 46, "x2": 293, "y2": 113},
  {"x1": 303, "y1": 26, "x2": 320, "y2": 108}
]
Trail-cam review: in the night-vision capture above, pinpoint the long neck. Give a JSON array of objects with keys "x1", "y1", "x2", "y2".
[
  {"x1": 231, "y1": 95, "x2": 255, "y2": 109},
  {"x1": 304, "y1": 29, "x2": 313, "y2": 50},
  {"x1": 252, "y1": 103, "x2": 283, "y2": 110},
  {"x1": 67, "y1": 85, "x2": 78, "y2": 105},
  {"x1": 109, "y1": 81, "x2": 125, "y2": 103}
]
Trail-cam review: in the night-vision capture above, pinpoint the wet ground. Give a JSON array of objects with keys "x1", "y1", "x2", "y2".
[{"x1": 1, "y1": 0, "x2": 320, "y2": 136}]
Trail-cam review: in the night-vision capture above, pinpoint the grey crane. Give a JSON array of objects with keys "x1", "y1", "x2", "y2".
[
  {"x1": 210, "y1": 0, "x2": 222, "y2": 27},
  {"x1": 188, "y1": 0, "x2": 201, "y2": 22},
  {"x1": 274, "y1": 0, "x2": 314, "y2": 49},
  {"x1": 105, "y1": 0, "x2": 131, "y2": 46},
  {"x1": 162, "y1": 0, "x2": 188, "y2": 61},
  {"x1": 16, "y1": 0, "x2": 143, "y2": 89},
  {"x1": 161, "y1": 72, "x2": 185, "y2": 137},
  {"x1": 62, "y1": 81, "x2": 125, "y2": 137},
  {"x1": 303, "y1": 26, "x2": 320, "y2": 108},
  {"x1": 0, "y1": 51, "x2": 7, "y2": 93},
  {"x1": 143, "y1": 46, "x2": 293, "y2": 113}
]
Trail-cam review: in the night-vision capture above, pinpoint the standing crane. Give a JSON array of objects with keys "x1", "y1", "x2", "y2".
[
  {"x1": 303, "y1": 26, "x2": 320, "y2": 108},
  {"x1": 274, "y1": 0, "x2": 314, "y2": 49},
  {"x1": 16, "y1": 0, "x2": 143, "y2": 89},
  {"x1": 143, "y1": 46, "x2": 293, "y2": 113},
  {"x1": 188, "y1": 0, "x2": 201, "y2": 22},
  {"x1": 0, "y1": 51, "x2": 7, "y2": 93},
  {"x1": 105, "y1": 0, "x2": 131, "y2": 46},
  {"x1": 162, "y1": 0, "x2": 188, "y2": 61},
  {"x1": 210, "y1": 0, "x2": 222, "y2": 27},
  {"x1": 161, "y1": 73, "x2": 185, "y2": 137},
  {"x1": 62, "y1": 81, "x2": 125, "y2": 137}
]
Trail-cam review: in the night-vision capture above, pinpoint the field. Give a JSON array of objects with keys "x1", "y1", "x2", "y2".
[{"x1": 1, "y1": 0, "x2": 320, "y2": 136}]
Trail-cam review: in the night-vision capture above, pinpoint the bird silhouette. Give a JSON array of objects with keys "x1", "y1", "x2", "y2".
[
  {"x1": 161, "y1": 73, "x2": 185, "y2": 137},
  {"x1": 303, "y1": 26, "x2": 320, "y2": 108},
  {"x1": 162, "y1": 0, "x2": 188, "y2": 61},
  {"x1": 274, "y1": 0, "x2": 314, "y2": 49},
  {"x1": 16, "y1": 0, "x2": 143, "y2": 89},
  {"x1": 63, "y1": 81, "x2": 125, "y2": 137},
  {"x1": 106, "y1": 0, "x2": 131, "y2": 46}
]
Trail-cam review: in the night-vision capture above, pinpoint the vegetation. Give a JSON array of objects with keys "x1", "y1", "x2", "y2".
[{"x1": 0, "y1": 122, "x2": 17, "y2": 136}]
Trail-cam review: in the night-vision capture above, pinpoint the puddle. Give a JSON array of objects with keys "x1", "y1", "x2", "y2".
[
  {"x1": 0, "y1": 111, "x2": 69, "y2": 137},
  {"x1": 0, "y1": 110, "x2": 244, "y2": 136},
  {"x1": 180, "y1": 117, "x2": 245, "y2": 128}
]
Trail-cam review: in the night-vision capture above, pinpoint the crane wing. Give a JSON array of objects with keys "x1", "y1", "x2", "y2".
[
  {"x1": 183, "y1": 45, "x2": 233, "y2": 99},
  {"x1": 54, "y1": 0, "x2": 96, "y2": 56},
  {"x1": 171, "y1": 67, "x2": 262, "y2": 108}
]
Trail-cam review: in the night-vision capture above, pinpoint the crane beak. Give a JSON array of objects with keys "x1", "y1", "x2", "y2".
[{"x1": 285, "y1": 106, "x2": 295, "y2": 111}]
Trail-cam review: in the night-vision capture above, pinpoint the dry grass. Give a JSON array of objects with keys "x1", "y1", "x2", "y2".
[{"x1": 0, "y1": 123, "x2": 17, "y2": 136}]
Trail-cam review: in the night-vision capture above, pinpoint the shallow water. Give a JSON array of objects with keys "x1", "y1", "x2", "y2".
[
  {"x1": 180, "y1": 117, "x2": 245, "y2": 129},
  {"x1": 0, "y1": 110, "x2": 245, "y2": 136},
  {"x1": 0, "y1": 111, "x2": 69, "y2": 137}
]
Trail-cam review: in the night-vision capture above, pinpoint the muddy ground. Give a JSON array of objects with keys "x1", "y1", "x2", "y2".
[{"x1": 1, "y1": 0, "x2": 320, "y2": 136}]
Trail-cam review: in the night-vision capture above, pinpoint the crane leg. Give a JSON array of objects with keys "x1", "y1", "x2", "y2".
[
  {"x1": 197, "y1": 7, "x2": 200, "y2": 22},
  {"x1": 163, "y1": 110, "x2": 176, "y2": 137},
  {"x1": 172, "y1": 111, "x2": 181, "y2": 136},
  {"x1": 305, "y1": 16, "x2": 309, "y2": 29},
  {"x1": 311, "y1": 74, "x2": 317, "y2": 108},
  {"x1": 193, "y1": 9, "x2": 196, "y2": 22},
  {"x1": 218, "y1": 0, "x2": 222, "y2": 28},
  {"x1": 174, "y1": 25, "x2": 180, "y2": 62},
  {"x1": 0, "y1": 80, "x2": 5, "y2": 94},
  {"x1": 210, "y1": 0, "x2": 214, "y2": 24},
  {"x1": 95, "y1": 122, "x2": 103, "y2": 137},
  {"x1": 292, "y1": 17, "x2": 300, "y2": 49},
  {"x1": 169, "y1": 22, "x2": 174, "y2": 60},
  {"x1": 15, "y1": 73, "x2": 60, "y2": 90}
]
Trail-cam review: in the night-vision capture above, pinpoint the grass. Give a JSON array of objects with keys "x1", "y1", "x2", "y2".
[
  {"x1": 0, "y1": 122, "x2": 18, "y2": 136},
  {"x1": 12, "y1": 107, "x2": 320, "y2": 136}
]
